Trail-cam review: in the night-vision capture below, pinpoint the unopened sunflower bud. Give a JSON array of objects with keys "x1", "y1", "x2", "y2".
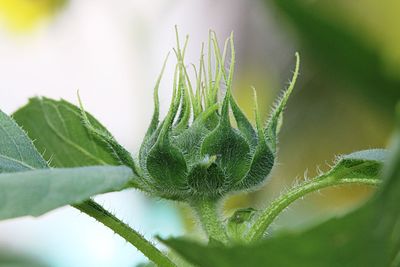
[{"x1": 136, "y1": 28, "x2": 300, "y2": 202}]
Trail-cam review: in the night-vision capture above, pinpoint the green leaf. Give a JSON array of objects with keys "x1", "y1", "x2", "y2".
[
  {"x1": 0, "y1": 107, "x2": 135, "y2": 221},
  {"x1": 0, "y1": 250, "x2": 49, "y2": 267},
  {"x1": 326, "y1": 148, "x2": 387, "y2": 181},
  {"x1": 161, "y1": 144, "x2": 399, "y2": 265},
  {"x1": 378, "y1": 106, "x2": 400, "y2": 265},
  {"x1": 0, "y1": 110, "x2": 47, "y2": 172},
  {"x1": 242, "y1": 148, "x2": 386, "y2": 242},
  {"x1": 136, "y1": 263, "x2": 156, "y2": 267},
  {"x1": 12, "y1": 97, "x2": 120, "y2": 167},
  {"x1": 0, "y1": 165, "x2": 133, "y2": 220}
]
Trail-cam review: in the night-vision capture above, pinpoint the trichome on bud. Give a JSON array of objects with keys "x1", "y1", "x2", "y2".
[{"x1": 136, "y1": 28, "x2": 300, "y2": 202}]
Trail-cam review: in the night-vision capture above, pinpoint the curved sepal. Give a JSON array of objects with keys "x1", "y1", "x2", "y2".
[
  {"x1": 235, "y1": 89, "x2": 275, "y2": 190},
  {"x1": 187, "y1": 158, "x2": 226, "y2": 199},
  {"x1": 77, "y1": 94, "x2": 140, "y2": 178},
  {"x1": 146, "y1": 138, "x2": 188, "y2": 193},
  {"x1": 230, "y1": 95, "x2": 257, "y2": 149},
  {"x1": 265, "y1": 53, "x2": 300, "y2": 153},
  {"x1": 235, "y1": 135, "x2": 274, "y2": 190},
  {"x1": 174, "y1": 37, "x2": 192, "y2": 133},
  {"x1": 201, "y1": 94, "x2": 251, "y2": 185},
  {"x1": 144, "y1": 53, "x2": 169, "y2": 141}
]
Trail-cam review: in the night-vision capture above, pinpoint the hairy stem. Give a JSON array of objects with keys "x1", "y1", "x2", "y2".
[
  {"x1": 246, "y1": 177, "x2": 380, "y2": 242},
  {"x1": 192, "y1": 199, "x2": 229, "y2": 244},
  {"x1": 74, "y1": 200, "x2": 176, "y2": 267}
]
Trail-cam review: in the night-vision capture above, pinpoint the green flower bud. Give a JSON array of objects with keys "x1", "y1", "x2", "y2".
[
  {"x1": 227, "y1": 207, "x2": 257, "y2": 243},
  {"x1": 137, "y1": 29, "x2": 300, "y2": 202}
]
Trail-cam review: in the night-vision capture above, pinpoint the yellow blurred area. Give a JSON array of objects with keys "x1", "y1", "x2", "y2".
[
  {"x1": 234, "y1": 68, "x2": 276, "y2": 123},
  {"x1": 0, "y1": 0, "x2": 66, "y2": 31},
  {"x1": 322, "y1": 0, "x2": 400, "y2": 77}
]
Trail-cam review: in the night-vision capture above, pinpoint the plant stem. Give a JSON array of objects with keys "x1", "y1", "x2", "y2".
[
  {"x1": 246, "y1": 177, "x2": 380, "y2": 243},
  {"x1": 74, "y1": 200, "x2": 176, "y2": 267},
  {"x1": 192, "y1": 199, "x2": 229, "y2": 244}
]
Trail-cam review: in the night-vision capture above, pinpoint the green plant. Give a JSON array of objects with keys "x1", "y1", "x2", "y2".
[{"x1": 0, "y1": 29, "x2": 397, "y2": 267}]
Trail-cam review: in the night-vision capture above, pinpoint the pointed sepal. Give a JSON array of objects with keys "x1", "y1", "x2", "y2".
[
  {"x1": 200, "y1": 92, "x2": 251, "y2": 185},
  {"x1": 265, "y1": 52, "x2": 300, "y2": 153}
]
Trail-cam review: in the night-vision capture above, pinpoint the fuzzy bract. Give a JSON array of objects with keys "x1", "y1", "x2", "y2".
[{"x1": 136, "y1": 29, "x2": 300, "y2": 201}]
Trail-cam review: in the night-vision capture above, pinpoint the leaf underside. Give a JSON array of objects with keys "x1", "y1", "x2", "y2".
[
  {"x1": 0, "y1": 165, "x2": 133, "y2": 220},
  {"x1": 0, "y1": 110, "x2": 47, "y2": 172}
]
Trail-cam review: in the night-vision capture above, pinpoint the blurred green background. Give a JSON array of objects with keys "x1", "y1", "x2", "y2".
[{"x1": 0, "y1": 0, "x2": 399, "y2": 266}]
